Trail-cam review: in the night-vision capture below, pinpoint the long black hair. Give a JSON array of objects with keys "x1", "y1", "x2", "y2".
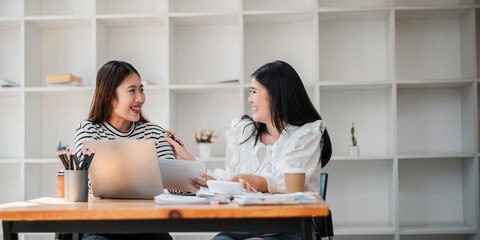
[{"x1": 242, "y1": 60, "x2": 332, "y2": 167}]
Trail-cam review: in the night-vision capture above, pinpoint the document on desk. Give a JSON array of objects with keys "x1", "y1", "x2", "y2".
[
  {"x1": 154, "y1": 193, "x2": 230, "y2": 204},
  {"x1": 158, "y1": 159, "x2": 206, "y2": 192},
  {"x1": 234, "y1": 192, "x2": 318, "y2": 205}
]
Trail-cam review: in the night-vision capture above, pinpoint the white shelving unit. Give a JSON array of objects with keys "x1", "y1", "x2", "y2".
[{"x1": 0, "y1": 0, "x2": 478, "y2": 240}]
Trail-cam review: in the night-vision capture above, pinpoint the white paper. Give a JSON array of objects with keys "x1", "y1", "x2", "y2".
[{"x1": 158, "y1": 159, "x2": 205, "y2": 192}]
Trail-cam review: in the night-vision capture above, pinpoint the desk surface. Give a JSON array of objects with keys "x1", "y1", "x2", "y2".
[{"x1": 0, "y1": 196, "x2": 329, "y2": 221}]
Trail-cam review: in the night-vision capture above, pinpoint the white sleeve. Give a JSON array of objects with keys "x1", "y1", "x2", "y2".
[
  {"x1": 265, "y1": 120, "x2": 325, "y2": 193},
  {"x1": 212, "y1": 118, "x2": 244, "y2": 181}
]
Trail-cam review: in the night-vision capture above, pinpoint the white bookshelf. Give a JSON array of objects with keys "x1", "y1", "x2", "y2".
[{"x1": 0, "y1": 0, "x2": 478, "y2": 240}]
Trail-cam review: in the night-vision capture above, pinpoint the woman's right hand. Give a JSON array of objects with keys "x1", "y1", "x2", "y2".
[
  {"x1": 164, "y1": 130, "x2": 195, "y2": 160},
  {"x1": 190, "y1": 172, "x2": 216, "y2": 189}
]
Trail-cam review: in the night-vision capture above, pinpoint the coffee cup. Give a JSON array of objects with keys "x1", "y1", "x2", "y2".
[
  {"x1": 56, "y1": 170, "x2": 65, "y2": 198},
  {"x1": 284, "y1": 168, "x2": 306, "y2": 193}
]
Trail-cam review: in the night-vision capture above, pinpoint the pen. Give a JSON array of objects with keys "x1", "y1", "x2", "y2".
[{"x1": 167, "y1": 133, "x2": 184, "y2": 146}]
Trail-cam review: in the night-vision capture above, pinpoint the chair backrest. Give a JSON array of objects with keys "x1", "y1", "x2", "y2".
[{"x1": 319, "y1": 172, "x2": 328, "y2": 201}]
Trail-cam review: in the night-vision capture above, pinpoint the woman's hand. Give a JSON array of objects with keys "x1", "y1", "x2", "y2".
[
  {"x1": 164, "y1": 130, "x2": 195, "y2": 160},
  {"x1": 229, "y1": 174, "x2": 267, "y2": 193},
  {"x1": 190, "y1": 172, "x2": 216, "y2": 189}
]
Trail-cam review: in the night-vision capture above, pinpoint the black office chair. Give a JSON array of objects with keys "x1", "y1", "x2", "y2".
[{"x1": 313, "y1": 172, "x2": 334, "y2": 239}]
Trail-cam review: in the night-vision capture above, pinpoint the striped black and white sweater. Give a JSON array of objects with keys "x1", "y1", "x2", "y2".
[{"x1": 74, "y1": 120, "x2": 174, "y2": 161}]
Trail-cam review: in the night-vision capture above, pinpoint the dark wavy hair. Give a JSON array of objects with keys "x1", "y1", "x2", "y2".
[
  {"x1": 88, "y1": 60, "x2": 148, "y2": 124},
  {"x1": 242, "y1": 60, "x2": 332, "y2": 167}
]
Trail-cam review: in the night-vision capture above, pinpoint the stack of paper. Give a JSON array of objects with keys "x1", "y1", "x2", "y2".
[
  {"x1": 234, "y1": 192, "x2": 318, "y2": 205},
  {"x1": 154, "y1": 194, "x2": 230, "y2": 205}
]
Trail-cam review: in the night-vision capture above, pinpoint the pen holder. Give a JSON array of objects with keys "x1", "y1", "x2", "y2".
[{"x1": 64, "y1": 170, "x2": 88, "y2": 202}]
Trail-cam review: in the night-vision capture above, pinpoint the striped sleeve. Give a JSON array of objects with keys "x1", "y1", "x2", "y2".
[
  {"x1": 148, "y1": 123, "x2": 175, "y2": 159},
  {"x1": 74, "y1": 121, "x2": 97, "y2": 163}
]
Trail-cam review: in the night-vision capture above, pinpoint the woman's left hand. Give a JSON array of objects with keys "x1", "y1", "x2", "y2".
[
  {"x1": 229, "y1": 174, "x2": 267, "y2": 193},
  {"x1": 165, "y1": 130, "x2": 195, "y2": 160}
]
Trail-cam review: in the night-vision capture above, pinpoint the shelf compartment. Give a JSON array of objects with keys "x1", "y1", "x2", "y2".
[
  {"x1": 0, "y1": 163, "x2": 22, "y2": 203},
  {"x1": 24, "y1": 19, "x2": 94, "y2": 87},
  {"x1": 96, "y1": 17, "x2": 168, "y2": 86},
  {"x1": 25, "y1": 0, "x2": 94, "y2": 17},
  {"x1": 399, "y1": 157, "x2": 478, "y2": 234},
  {"x1": 170, "y1": 15, "x2": 240, "y2": 85},
  {"x1": 322, "y1": 159, "x2": 394, "y2": 230},
  {"x1": 96, "y1": 0, "x2": 167, "y2": 15},
  {"x1": 395, "y1": 8, "x2": 475, "y2": 81},
  {"x1": 24, "y1": 92, "x2": 92, "y2": 159},
  {"x1": 0, "y1": 21, "x2": 21, "y2": 87},
  {"x1": 318, "y1": 0, "x2": 391, "y2": 8},
  {"x1": 400, "y1": 235, "x2": 476, "y2": 240},
  {"x1": 244, "y1": 12, "x2": 315, "y2": 84},
  {"x1": 0, "y1": 0, "x2": 21, "y2": 18},
  {"x1": 477, "y1": 9, "x2": 480, "y2": 78},
  {"x1": 169, "y1": 0, "x2": 239, "y2": 13},
  {"x1": 320, "y1": 86, "x2": 393, "y2": 156},
  {"x1": 25, "y1": 162, "x2": 63, "y2": 200},
  {"x1": 170, "y1": 89, "x2": 243, "y2": 158},
  {"x1": 0, "y1": 94, "x2": 22, "y2": 158},
  {"x1": 243, "y1": 0, "x2": 313, "y2": 11},
  {"x1": 334, "y1": 226, "x2": 395, "y2": 235},
  {"x1": 397, "y1": 84, "x2": 475, "y2": 154},
  {"x1": 328, "y1": 236, "x2": 394, "y2": 240},
  {"x1": 319, "y1": 10, "x2": 392, "y2": 82},
  {"x1": 395, "y1": 0, "x2": 474, "y2": 7},
  {"x1": 24, "y1": 233, "x2": 56, "y2": 240}
]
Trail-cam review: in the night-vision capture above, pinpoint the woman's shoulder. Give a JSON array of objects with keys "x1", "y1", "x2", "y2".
[
  {"x1": 76, "y1": 120, "x2": 101, "y2": 131},
  {"x1": 136, "y1": 121, "x2": 167, "y2": 133},
  {"x1": 286, "y1": 119, "x2": 325, "y2": 138}
]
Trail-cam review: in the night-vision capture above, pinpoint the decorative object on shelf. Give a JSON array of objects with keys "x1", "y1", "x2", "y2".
[
  {"x1": 45, "y1": 72, "x2": 82, "y2": 87},
  {"x1": 193, "y1": 129, "x2": 217, "y2": 158},
  {"x1": 349, "y1": 122, "x2": 359, "y2": 156},
  {"x1": 0, "y1": 78, "x2": 17, "y2": 87}
]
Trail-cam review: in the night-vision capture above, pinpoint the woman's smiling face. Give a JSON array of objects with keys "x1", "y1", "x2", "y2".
[
  {"x1": 248, "y1": 77, "x2": 271, "y2": 124},
  {"x1": 109, "y1": 73, "x2": 145, "y2": 125}
]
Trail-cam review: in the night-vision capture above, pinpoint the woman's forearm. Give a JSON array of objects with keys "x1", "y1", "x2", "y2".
[{"x1": 230, "y1": 174, "x2": 268, "y2": 192}]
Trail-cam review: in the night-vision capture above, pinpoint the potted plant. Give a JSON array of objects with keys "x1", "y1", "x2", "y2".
[
  {"x1": 193, "y1": 129, "x2": 217, "y2": 159},
  {"x1": 349, "y1": 122, "x2": 359, "y2": 156}
]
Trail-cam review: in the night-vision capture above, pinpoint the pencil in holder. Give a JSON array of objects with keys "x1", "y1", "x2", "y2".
[{"x1": 64, "y1": 170, "x2": 88, "y2": 202}]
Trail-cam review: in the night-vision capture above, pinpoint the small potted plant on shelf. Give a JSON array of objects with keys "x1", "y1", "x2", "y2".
[
  {"x1": 193, "y1": 129, "x2": 217, "y2": 159},
  {"x1": 349, "y1": 122, "x2": 359, "y2": 156}
]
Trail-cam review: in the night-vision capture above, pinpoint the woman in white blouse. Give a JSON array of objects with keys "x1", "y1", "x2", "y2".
[
  {"x1": 167, "y1": 60, "x2": 332, "y2": 239},
  {"x1": 167, "y1": 60, "x2": 331, "y2": 194}
]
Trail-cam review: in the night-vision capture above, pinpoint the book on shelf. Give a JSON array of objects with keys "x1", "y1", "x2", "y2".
[{"x1": 45, "y1": 73, "x2": 82, "y2": 84}]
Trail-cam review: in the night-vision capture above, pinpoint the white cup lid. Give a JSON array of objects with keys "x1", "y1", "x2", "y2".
[{"x1": 284, "y1": 168, "x2": 306, "y2": 174}]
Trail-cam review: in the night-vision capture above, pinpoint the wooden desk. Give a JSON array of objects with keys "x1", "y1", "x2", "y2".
[{"x1": 0, "y1": 196, "x2": 328, "y2": 240}]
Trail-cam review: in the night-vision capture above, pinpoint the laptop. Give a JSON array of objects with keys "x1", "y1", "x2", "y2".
[{"x1": 82, "y1": 139, "x2": 164, "y2": 199}]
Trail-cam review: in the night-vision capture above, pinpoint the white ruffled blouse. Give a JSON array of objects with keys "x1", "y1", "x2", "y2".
[{"x1": 212, "y1": 118, "x2": 326, "y2": 193}]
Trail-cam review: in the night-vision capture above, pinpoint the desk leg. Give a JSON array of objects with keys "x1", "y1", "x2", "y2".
[
  {"x1": 2, "y1": 221, "x2": 18, "y2": 240},
  {"x1": 302, "y1": 217, "x2": 312, "y2": 240}
]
